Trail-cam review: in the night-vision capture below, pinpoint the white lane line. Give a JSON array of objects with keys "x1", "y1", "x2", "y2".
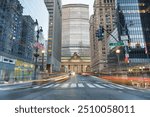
[
  {"x1": 109, "y1": 84, "x2": 124, "y2": 89},
  {"x1": 94, "y1": 84, "x2": 105, "y2": 88},
  {"x1": 33, "y1": 86, "x2": 41, "y2": 89},
  {"x1": 53, "y1": 84, "x2": 60, "y2": 87},
  {"x1": 0, "y1": 88, "x2": 11, "y2": 91},
  {"x1": 102, "y1": 84, "x2": 115, "y2": 88},
  {"x1": 70, "y1": 83, "x2": 77, "y2": 88},
  {"x1": 78, "y1": 83, "x2": 84, "y2": 88},
  {"x1": 43, "y1": 84, "x2": 54, "y2": 88},
  {"x1": 86, "y1": 83, "x2": 96, "y2": 88},
  {"x1": 61, "y1": 83, "x2": 69, "y2": 88},
  {"x1": 116, "y1": 85, "x2": 136, "y2": 90}
]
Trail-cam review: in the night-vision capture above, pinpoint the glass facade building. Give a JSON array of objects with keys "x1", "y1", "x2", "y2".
[
  {"x1": 44, "y1": 0, "x2": 62, "y2": 72},
  {"x1": 62, "y1": 4, "x2": 90, "y2": 57},
  {"x1": 116, "y1": 0, "x2": 150, "y2": 63},
  {"x1": 0, "y1": 0, "x2": 36, "y2": 82}
]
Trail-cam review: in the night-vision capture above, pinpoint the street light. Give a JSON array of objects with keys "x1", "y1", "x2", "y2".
[
  {"x1": 33, "y1": 19, "x2": 43, "y2": 80},
  {"x1": 41, "y1": 50, "x2": 45, "y2": 72},
  {"x1": 116, "y1": 49, "x2": 121, "y2": 73}
]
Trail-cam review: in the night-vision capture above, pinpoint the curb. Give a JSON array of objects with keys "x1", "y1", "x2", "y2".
[
  {"x1": 0, "y1": 75, "x2": 69, "y2": 88},
  {"x1": 0, "y1": 82, "x2": 33, "y2": 89}
]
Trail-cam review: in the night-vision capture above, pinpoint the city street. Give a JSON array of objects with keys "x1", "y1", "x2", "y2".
[{"x1": 0, "y1": 75, "x2": 150, "y2": 100}]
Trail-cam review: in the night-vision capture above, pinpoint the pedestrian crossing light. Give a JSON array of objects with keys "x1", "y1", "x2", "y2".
[{"x1": 96, "y1": 26, "x2": 104, "y2": 41}]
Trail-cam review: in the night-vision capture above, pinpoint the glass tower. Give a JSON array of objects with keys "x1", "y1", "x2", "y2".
[
  {"x1": 62, "y1": 4, "x2": 90, "y2": 57},
  {"x1": 117, "y1": 0, "x2": 150, "y2": 63}
]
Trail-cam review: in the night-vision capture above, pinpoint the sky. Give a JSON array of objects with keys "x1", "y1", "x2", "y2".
[{"x1": 19, "y1": 0, "x2": 94, "y2": 40}]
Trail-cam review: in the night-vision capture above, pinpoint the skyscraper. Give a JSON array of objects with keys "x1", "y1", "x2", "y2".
[
  {"x1": 90, "y1": 0, "x2": 115, "y2": 72},
  {"x1": 0, "y1": 0, "x2": 23, "y2": 55},
  {"x1": 61, "y1": 4, "x2": 91, "y2": 73},
  {"x1": 62, "y1": 4, "x2": 90, "y2": 57},
  {"x1": 116, "y1": 0, "x2": 150, "y2": 64},
  {"x1": 44, "y1": 0, "x2": 62, "y2": 72},
  {"x1": 0, "y1": 0, "x2": 35, "y2": 81},
  {"x1": 0, "y1": 0, "x2": 23, "y2": 81},
  {"x1": 19, "y1": 15, "x2": 35, "y2": 61}
]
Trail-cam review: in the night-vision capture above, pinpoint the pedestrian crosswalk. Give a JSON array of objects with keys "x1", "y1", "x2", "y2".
[
  {"x1": 39, "y1": 83, "x2": 137, "y2": 90},
  {"x1": 93, "y1": 84, "x2": 105, "y2": 88},
  {"x1": 86, "y1": 83, "x2": 95, "y2": 88},
  {"x1": 0, "y1": 83, "x2": 137, "y2": 91},
  {"x1": 78, "y1": 83, "x2": 84, "y2": 88}
]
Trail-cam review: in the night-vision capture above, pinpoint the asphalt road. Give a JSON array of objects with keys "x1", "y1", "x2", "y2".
[{"x1": 0, "y1": 75, "x2": 150, "y2": 100}]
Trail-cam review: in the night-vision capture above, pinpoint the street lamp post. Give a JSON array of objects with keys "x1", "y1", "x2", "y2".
[
  {"x1": 33, "y1": 19, "x2": 43, "y2": 80},
  {"x1": 41, "y1": 50, "x2": 45, "y2": 72},
  {"x1": 116, "y1": 49, "x2": 121, "y2": 73}
]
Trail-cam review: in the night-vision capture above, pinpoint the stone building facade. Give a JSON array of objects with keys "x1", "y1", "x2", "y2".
[
  {"x1": 61, "y1": 53, "x2": 91, "y2": 73},
  {"x1": 90, "y1": 0, "x2": 115, "y2": 73}
]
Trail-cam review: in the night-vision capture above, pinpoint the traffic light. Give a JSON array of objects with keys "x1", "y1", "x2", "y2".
[
  {"x1": 96, "y1": 26, "x2": 104, "y2": 41},
  {"x1": 96, "y1": 30, "x2": 99, "y2": 38}
]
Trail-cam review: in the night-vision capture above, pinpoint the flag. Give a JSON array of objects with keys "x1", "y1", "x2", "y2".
[{"x1": 33, "y1": 42, "x2": 44, "y2": 50}]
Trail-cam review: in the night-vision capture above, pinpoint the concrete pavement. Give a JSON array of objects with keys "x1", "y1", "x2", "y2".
[{"x1": 0, "y1": 75, "x2": 150, "y2": 100}]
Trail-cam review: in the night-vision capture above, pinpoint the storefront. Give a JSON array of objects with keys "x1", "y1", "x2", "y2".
[
  {"x1": 14, "y1": 60, "x2": 35, "y2": 81},
  {"x1": 0, "y1": 56, "x2": 15, "y2": 82}
]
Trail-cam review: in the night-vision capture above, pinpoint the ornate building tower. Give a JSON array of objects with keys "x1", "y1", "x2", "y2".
[{"x1": 90, "y1": 0, "x2": 115, "y2": 72}]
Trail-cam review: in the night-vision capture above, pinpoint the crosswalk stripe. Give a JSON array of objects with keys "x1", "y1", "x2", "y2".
[
  {"x1": 102, "y1": 84, "x2": 114, "y2": 88},
  {"x1": 94, "y1": 84, "x2": 105, "y2": 88},
  {"x1": 78, "y1": 83, "x2": 84, "y2": 88},
  {"x1": 53, "y1": 84, "x2": 60, "y2": 87},
  {"x1": 61, "y1": 83, "x2": 69, "y2": 88},
  {"x1": 0, "y1": 88, "x2": 11, "y2": 91},
  {"x1": 43, "y1": 84, "x2": 54, "y2": 88},
  {"x1": 70, "y1": 83, "x2": 76, "y2": 88},
  {"x1": 86, "y1": 83, "x2": 96, "y2": 88},
  {"x1": 109, "y1": 84, "x2": 124, "y2": 89},
  {"x1": 116, "y1": 85, "x2": 136, "y2": 90},
  {"x1": 33, "y1": 86, "x2": 40, "y2": 89}
]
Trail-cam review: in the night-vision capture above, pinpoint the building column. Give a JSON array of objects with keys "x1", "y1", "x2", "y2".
[{"x1": 78, "y1": 65, "x2": 81, "y2": 73}]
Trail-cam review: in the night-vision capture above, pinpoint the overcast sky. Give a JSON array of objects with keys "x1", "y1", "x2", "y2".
[{"x1": 19, "y1": 0, "x2": 94, "y2": 40}]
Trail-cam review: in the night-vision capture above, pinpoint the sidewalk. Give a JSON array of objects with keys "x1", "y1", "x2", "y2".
[{"x1": 0, "y1": 73, "x2": 69, "y2": 88}]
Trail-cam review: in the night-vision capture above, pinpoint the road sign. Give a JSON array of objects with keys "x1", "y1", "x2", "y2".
[
  {"x1": 121, "y1": 35, "x2": 128, "y2": 41},
  {"x1": 109, "y1": 42, "x2": 124, "y2": 46}
]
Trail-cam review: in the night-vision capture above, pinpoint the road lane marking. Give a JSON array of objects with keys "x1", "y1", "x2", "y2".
[
  {"x1": 53, "y1": 84, "x2": 60, "y2": 87},
  {"x1": 61, "y1": 83, "x2": 69, "y2": 88},
  {"x1": 116, "y1": 85, "x2": 136, "y2": 90},
  {"x1": 0, "y1": 88, "x2": 11, "y2": 91},
  {"x1": 33, "y1": 86, "x2": 41, "y2": 89},
  {"x1": 70, "y1": 83, "x2": 76, "y2": 88},
  {"x1": 43, "y1": 84, "x2": 54, "y2": 88},
  {"x1": 109, "y1": 84, "x2": 124, "y2": 89},
  {"x1": 102, "y1": 84, "x2": 115, "y2": 88},
  {"x1": 94, "y1": 84, "x2": 105, "y2": 88},
  {"x1": 86, "y1": 83, "x2": 96, "y2": 88},
  {"x1": 78, "y1": 83, "x2": 84, "y2": 88}
]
